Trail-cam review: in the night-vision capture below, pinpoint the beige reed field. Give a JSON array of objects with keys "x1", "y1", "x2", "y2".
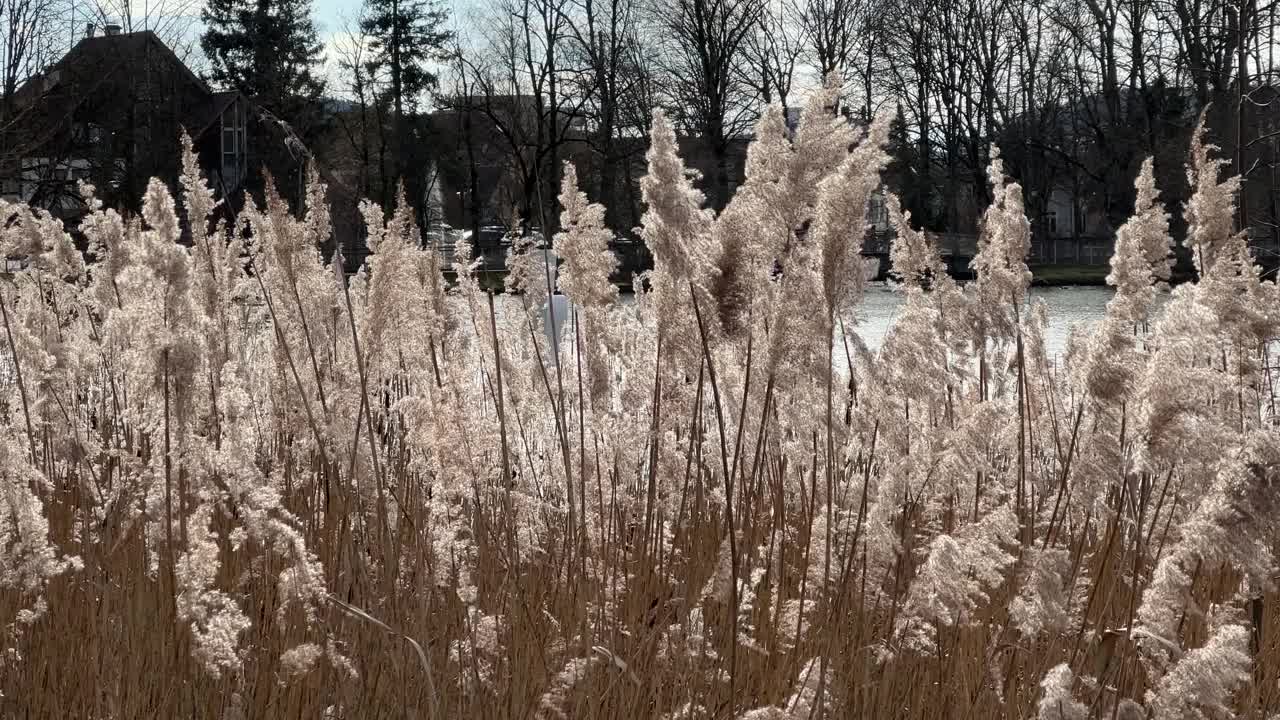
[{"x1": 3, "y1": 79, "x2": 1280, "y2": 719}]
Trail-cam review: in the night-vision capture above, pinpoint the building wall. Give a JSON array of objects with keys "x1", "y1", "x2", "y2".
[{"x1": 1044, "y1": 187, "x2": 1080, "y2": 239}]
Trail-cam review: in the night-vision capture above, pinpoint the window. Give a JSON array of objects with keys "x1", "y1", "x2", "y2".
[
  {"x1": 221, "y1": 99, "x2": 247, "y2": 188},
  {"x1": 1046, "y1": 211, "x2": 1058, "y2": 235}
]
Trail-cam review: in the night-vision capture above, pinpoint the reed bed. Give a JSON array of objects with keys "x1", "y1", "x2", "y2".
[{"x1": 3, "y1": 81, "x2": 1280, "y2": 719}]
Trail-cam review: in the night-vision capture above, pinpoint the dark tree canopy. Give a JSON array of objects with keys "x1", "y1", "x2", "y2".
[
  {"x1": 200, "y1": 0, "x2": 327, "y2": 127},
  {"x1": 359, "y1": 0, "x2": 453, "y2": 110}
]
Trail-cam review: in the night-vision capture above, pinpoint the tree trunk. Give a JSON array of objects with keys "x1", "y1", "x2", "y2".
[
  {"x1": 1237, "y1": 0, "x2": 1252, "y2": 233},
  {"x1": 391, "y1": 0, "x2": 406, "y2": 188}
]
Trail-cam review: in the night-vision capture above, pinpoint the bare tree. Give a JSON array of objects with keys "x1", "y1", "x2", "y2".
[
  {"x1": 741, "y1": 0, "x2": 802, "y2": 119},
  {"x1": 0, "y1": 0, "x2": 60, "y2": 201},
  {"x1": 794, "y1": 0, "x2": 888, "y2": 119},
  {"x1": 332, "y1": 13, "x2": 383, "y2": 199},
  {"x1": 650, "y1": 0, "x2": 762, "y2": 209},
  {"x1": 439, "y1": 38, "x2": 484, "y2": 240},
  {"x1": 2, "y1": 0, "x2": 57, "y2": 105},
  {"x1": 562, "y1": 0, "x2": 642, "y2": 227},
  {"x1": 797, "y1": 0, "x2": 857, "y2": 79},
  {"x1": 998, "y1": 0, "x2": 1074, "y2": 250},
  {"x1": 882, "y1": 0, "x2": 939, "y2": 224},
  {"x1": 84, "y1": 0, "x2": 201, "y2": 59},
  {"x1": 455, "y1": 0, "x2": 587, "y2": 234}
]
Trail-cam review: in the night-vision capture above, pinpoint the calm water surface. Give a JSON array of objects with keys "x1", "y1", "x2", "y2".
[
  {"x1": 539, "y1": 284, "x2": 1118, "y2": 361},
  {"x1": 855, "y1": 283, "x2": 1116, "y2": 358}
]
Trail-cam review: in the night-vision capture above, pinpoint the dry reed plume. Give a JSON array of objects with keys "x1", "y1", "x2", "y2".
[{"x1": 3, "y1": 82, "x2": 1280, "y2": 719}]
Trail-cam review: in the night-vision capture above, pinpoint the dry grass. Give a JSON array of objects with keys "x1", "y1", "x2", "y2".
[{"x1": 2, "y1": 113, "x2": 1280, "y2": 720}]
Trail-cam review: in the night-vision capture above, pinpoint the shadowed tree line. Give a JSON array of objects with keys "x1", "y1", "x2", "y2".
[{"x1": 0, "y1": 0, "x2": 1278, "y2": 256}]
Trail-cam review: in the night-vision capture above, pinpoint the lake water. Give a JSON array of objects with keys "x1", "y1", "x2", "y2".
[
  {"x1": 855, "y1": 283, "x2": 1115, "y2": 358},
  {"x1": 538, "y1": 284, "x2": 1116, "y2": 361}
]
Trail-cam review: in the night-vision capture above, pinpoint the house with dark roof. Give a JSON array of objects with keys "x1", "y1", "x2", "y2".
[{"x1": 0, "y1": 25, "x2": 251, "y2": 223}]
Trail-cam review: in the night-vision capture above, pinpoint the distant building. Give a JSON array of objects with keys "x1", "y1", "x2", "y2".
[
  {"x1": 0, "y1": 26, "x2": 251, "y2": 225},
  {"x1": 1031, "y1": 184, "x2": 1114, "y2": 264}
]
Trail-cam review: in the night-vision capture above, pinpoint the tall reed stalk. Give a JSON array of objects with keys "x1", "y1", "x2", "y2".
[{"x1": 2, "y1": 102, "x2": 1279, "y2": 720}]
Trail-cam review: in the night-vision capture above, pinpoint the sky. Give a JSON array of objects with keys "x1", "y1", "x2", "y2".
[
  {"x1": 312, "y1": 0, "x2": 358, "y2": 37},
  {"x1": 309, "y1": 0, "x2": 369, "y2": 94},
  {"x1": 309, "y1": 0, "x2": 469, "y2": 98},
  {"x1": 311, "y1": 0, "x2": 473, "y2": 36}
]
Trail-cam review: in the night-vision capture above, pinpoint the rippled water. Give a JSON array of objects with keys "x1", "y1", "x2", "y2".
[{"x1": 855, "y1": 283, "x2": 1117, "y2": 358}]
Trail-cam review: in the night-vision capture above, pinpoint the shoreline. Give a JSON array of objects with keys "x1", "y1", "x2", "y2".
[
  {"x1": 1027, "y1": 264, "x2": 1111, "y2": 287},
  {"x1": 446, "y1": 262, "x2": 1258, "y2": 291}
]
